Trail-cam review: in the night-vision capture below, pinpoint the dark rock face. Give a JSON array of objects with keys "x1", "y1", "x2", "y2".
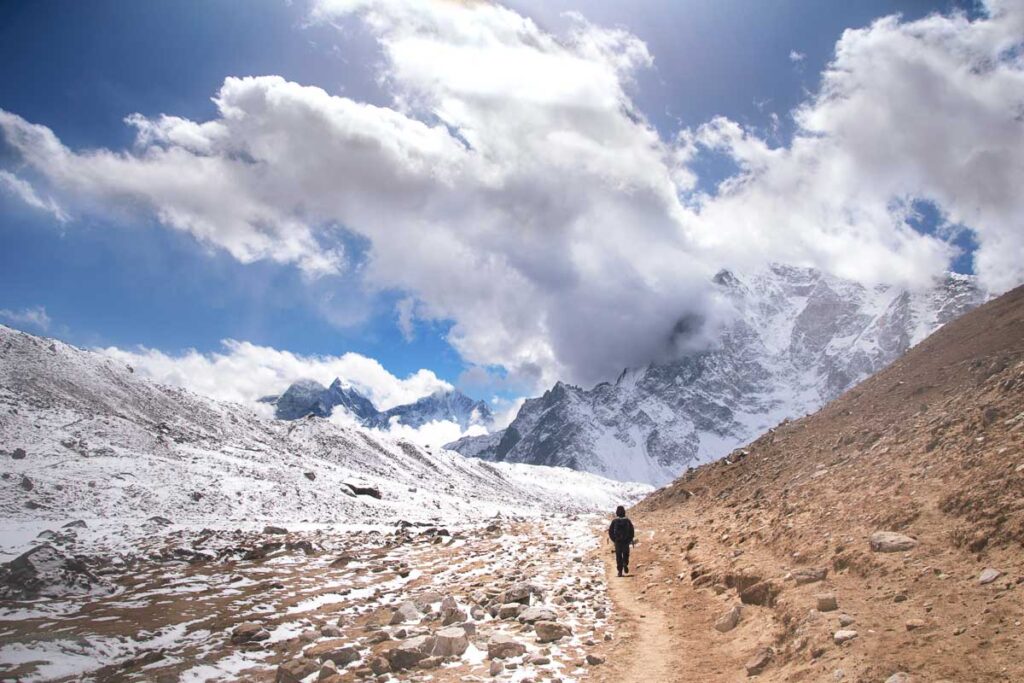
[
  {"x1": 448, "y1": 266, "x2": 984, "y2": 484},
  {"x1": 0, "y1": 544, "x2": 111, "y2": 599}
]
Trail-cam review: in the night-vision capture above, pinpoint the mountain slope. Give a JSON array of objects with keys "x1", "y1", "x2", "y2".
[
  {"x1": 0, "y1": 325, "x2": 648, "y2": 530},
  {"x1": 617, "y1": 284, "x2": 1024, "y2": 681},
  {"x1": 451, "y1": 266, "x2": 984, "y2": 484}
]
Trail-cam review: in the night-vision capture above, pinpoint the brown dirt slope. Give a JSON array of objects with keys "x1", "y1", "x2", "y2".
[{"x1": 617, "y1": 284, "x2": 1024, "y2": 682}]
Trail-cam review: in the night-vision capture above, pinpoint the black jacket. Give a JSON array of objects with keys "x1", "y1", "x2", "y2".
[{"x1": 608, "y1": 517, "x2": 635, "y2": 544}]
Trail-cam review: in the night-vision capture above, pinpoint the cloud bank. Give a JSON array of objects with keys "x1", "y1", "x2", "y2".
[{"x1": 2, "y1": 0, "x2": 1023, "y2": 390}]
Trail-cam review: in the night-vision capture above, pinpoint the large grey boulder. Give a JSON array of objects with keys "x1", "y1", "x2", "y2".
[
  {"x1": 488, "y1": 633, "x2": 526, "y2": 659},
  {"x1": 386, "y1": 635, "x2": 435, "y2": 670},
  {"x1": 535, "y1": 620, "x2": 572, "y2": 643}
]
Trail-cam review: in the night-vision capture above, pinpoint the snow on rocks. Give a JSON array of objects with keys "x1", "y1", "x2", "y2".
[{"x1": 0, "y1": 543, "x2": 111, "y2": 599}]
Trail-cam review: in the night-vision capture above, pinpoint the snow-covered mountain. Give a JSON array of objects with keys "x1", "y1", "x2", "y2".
[
  {"x1": 448, "y1": 265, "x2": 985, "y2": 484},
  {"x1": 261, "y1": 380, "x2": 492, "y2": 430},
  {"x1": 0, "y1": 325, "x2": 649, "y2": 529}
]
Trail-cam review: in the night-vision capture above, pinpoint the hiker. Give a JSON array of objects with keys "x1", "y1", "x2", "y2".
[{"x1": 608, "y1": 505, "x2": 635, "y2": 577}]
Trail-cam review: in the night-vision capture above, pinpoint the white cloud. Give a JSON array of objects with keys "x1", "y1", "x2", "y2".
[
  {"x1": 789, "y1": 49, "x2": 806, "y2": 62},
  {"x1": 0, "y1": 170, "x2": 67, "y2": 222},
  {"x1": 2, "y1": 0, "x2": 1024, "y2": 392},
  {"x1": 0, "y1": 305, "x2": 52, "y2": 332},
  {"x1": 100, "y1": 339, "x2": 451, "y2": 410}
]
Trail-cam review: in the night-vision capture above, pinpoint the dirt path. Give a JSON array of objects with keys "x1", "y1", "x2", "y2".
[{"x1": 593, "y1": 523, "x2": 744, "y2": 683}]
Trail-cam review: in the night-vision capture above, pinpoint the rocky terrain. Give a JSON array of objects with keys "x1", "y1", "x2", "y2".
[
  {"x1": 594, "y1": 284, "x2": 1024, "y2": 681},
  {"x1": 0, "y1": 514, "x2": 626, "y2": 682},
  {"x1": 450, "y1": 266, "x2": 984, "y2": 484}
]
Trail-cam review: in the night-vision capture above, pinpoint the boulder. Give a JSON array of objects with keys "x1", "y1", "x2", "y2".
[
  {"x1": 586, "y1": 654, "x2": 605, "y2": 666},
  {"x1": 263, "y1": 525, "x2": 289, "y2": 535},
  {"x1": 816, "y1": 593, "x2": 838, "y2": 612},
  {"x1": 535, "y1": 620, "x2": 572, "y2": 643},
  {"x1": 503, "y1": 582, "x2": 541, "y2": 605},
  {"x1": 905, "y1": 619, "x2": 926, "y2": 631},
  {"x1": 745, "y1": 647, "x2": 772, "y2": 676},
  {"x1": 740, "y1": 581, "x2": 780, "y2": 607},
  {"x1": 317, "y1": 661, "x2": 338, "y2": 682},
  {"x1": 368, "y1": 655, "x2": 391, "y2": 675},
  {"x1": 231, "y1": 621, "x2": 270, "y2": 644},
  {"x1": 978, "y1": 567, "x2": 1002, "y2": 585},
  {"x1": 715, "y1": 605, "x2": 742, "y2": 633},
  {"x1": 19, "y1": 475, "x2": 33, "y2": 491},
  {"x1": 304, "y1": 640, "x2": 360, "y2": 666},
  {"x1": 792, "y1": 567, "x2": 828, "y2": 585},
  {"x1": 432, "y1": 626, "x2": 469, "y2": 657},
  {"x1": 833, "y1": 630, "x2": 858, "y2": 644},
  {"x1": 0, "y1": 544, "x2": 111, "y2": 599},
  {"x1": 345, "y1": 483, "x2": 382, "y2": 499},
  {"x1": 519, "y1": 606, "x2": 558, "y2": 624},
  {"x1": 499, "y1": 603, "x2": 527, "y2": 619},
  {"x1": 489, "y1": 660, "x2": 503, "y2": 676},
  {"x1": 148, "y1": 516, "x2": 173, "y2": 526},
  {"x1": 386, "y1": 635, "x2": 435, "y2": 670},
  {"x1": 11, "y1": 448, "x2": 26, "y2": 460},
  {"x1": 869, "y1": 532, "x2": 918, "y2": 553},
  {"x1": 488, "y1": 633, "x2": 526, "y2": 659},
  {"x1": 389, "y1": 601, "x2": 422, "y2": 625},
  {"x1": 276, "y1": 658, "x2": 318, "y2": 683},
  {"x1": 838, "y1": 614, "x2": 855, "y2": 626}
]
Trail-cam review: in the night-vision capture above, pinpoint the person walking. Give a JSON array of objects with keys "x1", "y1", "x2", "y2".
[{"x1": 608, "y1": 505, "x2": 635, "y2": 577}]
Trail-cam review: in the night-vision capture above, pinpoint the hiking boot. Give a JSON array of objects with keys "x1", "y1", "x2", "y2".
[
  {"x1": 617, "y1": 570, "x2": 623, "y2": 577},
  {"x1": 624, "y1": 566, "x2": 629, "y2": 575}
]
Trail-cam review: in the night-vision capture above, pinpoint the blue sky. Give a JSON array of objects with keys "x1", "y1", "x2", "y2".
[{"x1": 0, "y1": 0, "x2": 1012, "y2": 409}]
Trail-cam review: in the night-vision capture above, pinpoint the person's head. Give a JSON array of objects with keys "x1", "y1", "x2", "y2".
[{"x1": 615, "y1": 505, "x2": 626, "y2": 518}]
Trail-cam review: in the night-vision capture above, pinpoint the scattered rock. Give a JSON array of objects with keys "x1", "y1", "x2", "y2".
[
  {"x1": 519, "y1": 606, "x2": 558, "y2": 623},
  {"x1": 304, "y1": 471, "x2": 316, "y2": 481},
  {"x1": 231, "y1": 622, "x2": 270, "y2": 644},
  {"x1": 386, "y1": 635, "x2": 435, "y2": 670},
  {"x1": 11, "y1": 448, "x2": 26, "y2": 460},
  {"x1": 488, "y1": 633, "x2": 526, "y2": 659},
  {"x1": 838, "y1": 614, "x2": 855, "y2": 626},
  {"x1": 390, "y1": 601, "x2": 422, "y2": 625},
  {"x1": 586, "y1": 654, "x2": 605, "y2": 666},
  {"x1": 885, "y1": 674, "x2": 912, "y2": 683},
  {"x1": 345, "y1": 483, "x2": 382, "y2": 499},
  {"x1": 62, "y1": 520, "x2": 87, "y2": 529},
  {"x1": 833, "y1": 630, "x2": 858, "y2": 644},
  {"x1": 869, "y1": 531, "x2": 918, "y2": 553},
  {"x1": 432, "y1": 626, "x2": 469, "y2": 657},
  {"x1": 148, "y1": 516, "x2": 173, "y2": 526},
  {"x1": 276, "y1": 658, "x2": 318, "y2": 683},
  {"x1": 317, "y1": 661, "x2": 338, "y2": 681},
  {"x1": 19, "y1": 475, "x2": 33, "y2": 491},
  {"x1": 535, "y1": 620, "x2": 572, "y2": 643},
  {"x1": 792, "y1": 567, "x2": 828, "y2": 585},
  {"x1": 263, "y1": 525, "x2": 288, "y2": 535},
  {"x1": 499, "y1": 603, "x2": 527, "y2": 619},
  {"x1": 745, "y1": 647, "x2": 772, "y2": 676},
  {"x1": 368, "y1": 656, "x2": 391, "y2": 675},
  {"x1": 978, "y1": 567, "x2": 1002, "y2": 585},
  {"x1": 715, "y1": 605, "x2": 742, "y2": 633},
  {"x1": 816, "y1": 593, "x2": 838, "y2": 612},
  {"x1": 304, "y1": 640, "x2": 360, "y2": 666},
  {"x1": 740, "y1": 581, "x2": 780, "y2": 607},
  {"x1": 905, "y1": 619, "x2": 926, "y2": 631},
  {"x1": 489, "y1": 660, "x2": 503, "y2": 676}
]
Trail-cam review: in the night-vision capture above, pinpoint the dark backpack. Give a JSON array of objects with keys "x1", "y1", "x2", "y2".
[{"x1": 610, "y1": 517, "x2": 634, "y2": 544}]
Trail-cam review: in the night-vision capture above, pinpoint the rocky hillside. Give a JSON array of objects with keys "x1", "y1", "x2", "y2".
[
  {"x1": 451, "y1": 266, "x2": 984, "y2": 484},
  {"x1": 617, "y1": 284, "x2": 1024, "y2": 681},
  {"x1": 0, "y1": 324, "x2": 647, "y2": 530}
]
